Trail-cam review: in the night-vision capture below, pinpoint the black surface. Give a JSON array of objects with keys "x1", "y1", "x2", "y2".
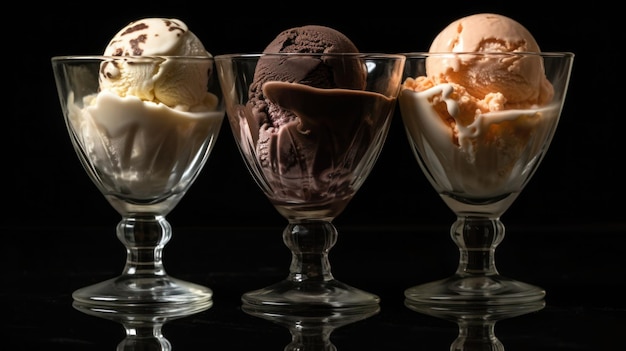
[
  {"x1": 3, "y1": 225, "x2": 625, "y2": 349},
  {"x1": 6, "y1": 2, "x2": 625, "y2": 349},
  {"x1": 8, "y1": 3, "x2": 624, "y2": 230}
]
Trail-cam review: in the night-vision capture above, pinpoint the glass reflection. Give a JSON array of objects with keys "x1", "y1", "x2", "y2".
[
  {"x1": 242, "y1": 304, "x2": 379, "y2": 350},
  {"x1": 405, "y1": 300, "x2": 545, "y2": 350},
  {"x1": 73, "y1": 301, "x2": 212, "y2": 350}
]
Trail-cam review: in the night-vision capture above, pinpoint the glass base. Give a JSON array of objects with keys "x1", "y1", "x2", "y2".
[
  {"x1": 73, "y1": 298, "x2": 213, "y2": 320},
  {"x1": 74, "y1": 298, "x2": 212, "y2": 351},
  {"x1": 242, "y1": 279, "x2": 380, "y2": 310},
  {"x1": 404, "y1": 274, "x2": 545, "y2": 306},
  {"x1": 405, "y1": 298, "x2": 546, "y2": 320},
  {"x1": 72, "y1": 275, "x2": 213, "y2": 308}
]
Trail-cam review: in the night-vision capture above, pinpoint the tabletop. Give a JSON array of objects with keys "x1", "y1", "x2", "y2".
[{"x1": 3, "y1": 224, "x2": 624, "y2": 349}]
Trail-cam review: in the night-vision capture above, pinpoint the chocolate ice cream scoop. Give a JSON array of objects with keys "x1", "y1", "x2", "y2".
[
  {"x1": 263, "y1": 24, "x2": 360, "y2": 54},
  {"x1": 259, "y1": 81, "x2": 395, "y2": 204},
  {"x1": 230, "y1": 25, "x2": 397, "y2": 217},
  {"x1": 248, "y1": 26, "x2": 367, "y2": 132},
  {"x1": 256, "y1": 25, "x2": 366, "y2": 90}
]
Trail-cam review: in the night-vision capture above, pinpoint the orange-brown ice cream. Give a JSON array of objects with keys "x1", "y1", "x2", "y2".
[
  {"x1": 422, "y1": 13, "x2": 554, "y2": 109},
  {"x1": 399, "y1": 13, "x2": 560, "y2": 198}
]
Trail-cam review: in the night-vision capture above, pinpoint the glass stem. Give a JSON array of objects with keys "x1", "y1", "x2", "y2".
[
  {"x1": 287, "y1": 327, "x2": 334, "y2": 351},
  {"x1": 120, "y1": 322, "x2": 171, "y2": 350},
  {"x1": 451, "y1": 216, "x2": 504, "y2": 276},
  {"x1": 452, "y1": 321, "x2": 501, "y2": 350},
  {"x1": 283, "y1": 220, "x2": 337, "y2": 283},
  {"x1": 116, "y1": 215, "x2": 170, "y2": 277}
]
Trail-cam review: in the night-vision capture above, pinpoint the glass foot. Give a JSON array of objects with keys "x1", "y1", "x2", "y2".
[
  {"x1": 405, "y1": 299, "x2": 545, "y2": 350},
  {"x1": 404, "y1": 274, "x2": 545, "y2": 306},
  {"x1": 243, "y1": 303, "x2": 378, "y2": 351},
  {"x1": 74, "y1": 298, "x2": 212, "y2": 350},
  {"x1": 242, "y1": 279, "x2": 380, "y2": 310},
  {"x1": 72, "y1": 275, "x2": 213, "y2": 308},
  {"x1": 73, "y1": 298, "x2": 213, "y2": 320},
  {"x1": 405, "y1": 298, "x2": 545, "y2": 321}
]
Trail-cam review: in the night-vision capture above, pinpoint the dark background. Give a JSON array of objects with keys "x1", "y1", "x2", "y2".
[
  {"x1": 7, "y1": 2, "x2": 622, "y2": 233},
  {"x1": 5, "y1": 6, "x2": 624, "y2": 348}
]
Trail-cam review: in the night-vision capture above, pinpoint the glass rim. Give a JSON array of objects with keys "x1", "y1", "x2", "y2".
[
  {"x1": 400, "y1": 51, "x2": 575, "y2": 58},
  {"x1": 51, "y1": 55, "x2": 216, "y2": 62},
  {"x1": 213, "y1": 52, "x2": 407, "y2": 60}
]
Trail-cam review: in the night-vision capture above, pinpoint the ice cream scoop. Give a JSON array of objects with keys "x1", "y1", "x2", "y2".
[
  {"x1": 65, "y1": 18, "x2": 223, "y2": 206},
  {"x1": 428, "y1": 13, "x2": 540, "y2": 53},
  {"x1": 103, "y1": 18, "x2": 209, "y2": 57},
  {"x1": 213, "y1": 31, "x2": 405, "y2": 310},
  {"x1": 249, "y1": 25, "x2": 366, "y2": 133},
  {"x1": 399, "y1": 13, "x2": 559, "y2": 198},
  {"x1": 425, "y1": 13, "x2": 553, "y2": 107},
  {"x1": 247, "y1": 25, "x2": 372, "y2": 190},
  {"x1": 257, "y1": 25, "x2": 366, "y2": 89},
  {"x1": 398, "y1": 14, "x2": 574, "y2": 306},
  {"x1": 220, "y1": 25, "x2": 398, "y2": 219},
  {"x1": 100, "y1": 18, "x2": 216, "y2": 111},
  {"x1": 263, "y1": 24, "x2": 361, "y2": 54}
]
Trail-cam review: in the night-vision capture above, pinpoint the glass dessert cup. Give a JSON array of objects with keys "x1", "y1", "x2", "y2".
[
  {"x1": 243, "y1": 303, "x2": 379, "y2": 350},
  {"x1": 215, "y1": 53, "x2": 405, "y2": 309},
  {"x1": 73, "y1": 299, "x2": 211, "y2": 350},
  {"x1": 52, "y1": 56, "x2": 225, "y2": 308},
  {"x1": 406, "y1": 299, "x2": 545, "y2": 350},
  {"x1": 399, "y1": 52, "x2": 574, "y2": 305}
]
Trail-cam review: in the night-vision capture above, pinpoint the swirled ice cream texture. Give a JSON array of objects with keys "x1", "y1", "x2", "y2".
[
  {"x1": 68, "y1": 18, "x2": 223, "y2": 201},
  {"x1": 399, "y1": 13, "x2": 558, "y2": 196},
  {"x1": 400, "y1": 80, "x2": 558, "y2": 196},
  {"x1": 100, "y1": 18, "x2": 215, "y2": 111},
  {"x1": 234, "y1": 25, "x2": 397, "y2": 218}
]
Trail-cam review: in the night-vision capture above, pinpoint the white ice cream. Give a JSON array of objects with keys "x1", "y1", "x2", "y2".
[
  {"x1": 100, "y1": 18, "x2": 214, "y2": 111},
  {"x1": 67, "y1": 18, "x2": 223, "y2": 208},
  {"x1": 68, "y1": 91, "x2": 223, "y2": 198},
  {"x1": 399, "y1": 85, "x2": 559, "y2": 198}
]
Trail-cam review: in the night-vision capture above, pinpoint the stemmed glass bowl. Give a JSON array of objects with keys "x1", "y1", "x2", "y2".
[
  {"x1": 215, "y1": 53, "x2": 405, "y2": 310},
  {"x1": 52, "y1": 56, "x2": 224, "y2": 308},
  {"x1": 399, "y1": 52, "x2": 574, "y2": 305}
]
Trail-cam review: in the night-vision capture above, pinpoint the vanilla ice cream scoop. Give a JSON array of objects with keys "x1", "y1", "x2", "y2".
[
  {"x1": 100, "y1": 18, "x2": 215, "y2": 111},
  {"x1": 426, "y1": 13, "x2": 553, "y2": 107},
  {"x1": 63, "y1": 18, "x2": 224, "y2": 206}
]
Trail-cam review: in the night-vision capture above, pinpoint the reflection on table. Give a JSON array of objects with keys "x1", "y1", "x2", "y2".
[
  {"x1": 73, "y1": 300, "x2": 212, "y2": 350},
  {"x1": 405, "y1": 299, "x2": 545, "y2": 350},
  {"x1": 242, "y1": 304, "x2": 380, "y2": 350}
]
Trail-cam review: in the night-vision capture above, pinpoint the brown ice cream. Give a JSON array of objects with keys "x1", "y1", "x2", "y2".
[{"x1": 233, "y1": 25, "x2": 397, "y2": 219}]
